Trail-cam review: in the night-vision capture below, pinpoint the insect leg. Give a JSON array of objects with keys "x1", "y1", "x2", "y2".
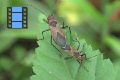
[
  {"x1": 77, "y1": 60, "x2": 89, "y2": 72},
  {"x1": 80, "y1": 43, "x2": 86, "y2": 53},
  {"x1": 77, "y1": 61, "x2": 82, "y2": 73},
  {"x1": 64, "y1": 56, "x2": 73, "y2": 60},
  {"x1": 80, "y1": 43, "x2": 91, "y2": 62},
  {"x1": 61, "y1": 22, "x2": 78, "y2": 42},
  {"x1": 51, "y1": 36, "x2": 62, "y2": 57},
  {"x1": 81, "y1": 54, "x2": 91, "y2": 62},
  {"x1": 39, "y1": 29, "x2": 50, "y2": 40},
  {"x1": 76, "y1": 39, "x2": 80, "y2": 50}
]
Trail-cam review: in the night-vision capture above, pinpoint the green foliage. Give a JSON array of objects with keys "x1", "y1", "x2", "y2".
[
  {"x1": 0, "y1": 0, "x2": 48, "y2": 80},
  {"x1": 57, "y1": 1, "x2": 120, "y2": 78},
  {"x1": 0, "y1": 0, "x2": 120, "y2": 80},
  {"x1": 0, "y1": 45, "x2": 34, "y2": 80},
  {"x1": 30, "y1": 13, "x2": 116, "y2": 80}
]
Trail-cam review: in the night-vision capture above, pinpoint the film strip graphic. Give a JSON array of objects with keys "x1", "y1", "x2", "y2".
[{"x1": 7, "y1": 7, "x2": 28, "y2": 29}]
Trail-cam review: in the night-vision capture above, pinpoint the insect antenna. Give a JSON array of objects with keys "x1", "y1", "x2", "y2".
[
  {"x1": 50, "y1": 0, "x2": 59, "y2": 15},
  {"x1": 26, "y1": 3, "x2": 47, "y2": 17}
]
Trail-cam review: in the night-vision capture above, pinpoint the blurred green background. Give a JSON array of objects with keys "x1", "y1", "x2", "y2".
[{"x1": 0, "y1": 0, "x2": 120, "y2": 80}]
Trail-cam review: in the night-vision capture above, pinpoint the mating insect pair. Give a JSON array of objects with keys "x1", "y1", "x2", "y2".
[
  {"x1": 38, "y1": 0, "x2": 91, "y2": 72},
  {"x1": 27, "y1": 0, "x2": 100, "y2": 72}
]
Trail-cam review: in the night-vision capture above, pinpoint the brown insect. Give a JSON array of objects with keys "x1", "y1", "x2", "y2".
[{"x1": 27, "y1": 0, "x2": 101, "y2": 72}]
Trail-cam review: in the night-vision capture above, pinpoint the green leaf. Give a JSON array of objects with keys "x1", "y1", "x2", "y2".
[{"x1": 30, "y1": 13, "x2": 116, "y2": 80}]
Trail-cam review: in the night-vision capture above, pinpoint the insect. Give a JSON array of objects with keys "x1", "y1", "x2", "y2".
[
  {"x1": 26, "y1": 0, "x2": 75, "y2": 57},
  {"x1": 62, "y1": 40, "x2": 101, "y2": 72},
  {"x1": 62, "y1": 41, "x2": 90, "y2": 72},
  {"x1": 36, "y1": 0, "x2": 78, "y2": 56},
  {"x1": 27, "y1": 0, "x2": 101, "y2": 72}
]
